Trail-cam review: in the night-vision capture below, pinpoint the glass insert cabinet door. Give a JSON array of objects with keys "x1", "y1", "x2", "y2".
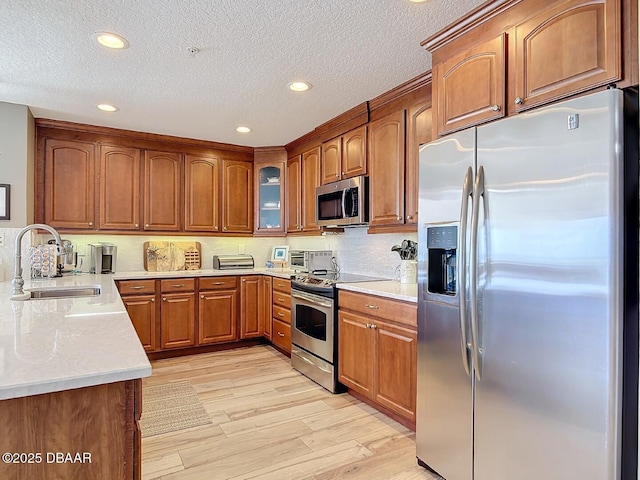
[{"x1": 257, "y1": 165, "x2": 283, "y2": 232}]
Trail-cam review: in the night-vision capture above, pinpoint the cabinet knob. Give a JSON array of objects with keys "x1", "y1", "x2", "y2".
[
  {"x1": 370, "y1": 324, "x2": 377, "y2": 330},
  {"x1": 145, "y1": 224, "x2": 150, "y2": 228},
  {"x1": 88, "y1": 221, "x2": 93, "y2": 227},
  {"x1": 514, "y1": 97, "x2": 523, "y2": 105},
  {"x1": 365, "y1": 323, "x2": 372, "y2": 328},
  {"x1": 406, "y1": 215, "x2": 413, "y2": 220},
  {"x1": 242, "y1": 279, "x2": 246, "y2": 282},
  {"x1": 162, "y1": 297, "x2": 167, "y2": 302},
  {"x1": 491, "y1": 104, "x2": 501, "y2": 112},
  {"x1": 200, "y1": 294, "x2": 204, "y2": 299},
  {"x1": 134, "y1": 223, "x2": 139, "y2": 228},
  {"x1": 151, "y1": 298, "x2": 155, "y2": 302},
  {"x1": 223, "y1": 227, "x2": 227, "y2": 232},
  {"x1": 335, "y1": 173, "x2": 339, "y2": 177},
  {"x1": 397, "y1": 216, "x2": 402, "y2": 221},
  {"x1": 341, "y1": 172, "x2": 345, "y2": 176}
]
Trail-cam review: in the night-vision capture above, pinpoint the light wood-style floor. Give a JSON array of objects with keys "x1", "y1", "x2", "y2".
[{"x1": 142, "y1": 344, "x2": 439, "y2": 480}]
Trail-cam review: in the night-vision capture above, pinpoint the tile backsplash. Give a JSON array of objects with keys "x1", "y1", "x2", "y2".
[{"x1": 0, "y1": 226, "x2": 417, "y2": 281}]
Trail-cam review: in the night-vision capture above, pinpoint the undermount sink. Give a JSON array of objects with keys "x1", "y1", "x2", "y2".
[{"x1": 28, "y1": 286, "x2": 101, "y2": 300}]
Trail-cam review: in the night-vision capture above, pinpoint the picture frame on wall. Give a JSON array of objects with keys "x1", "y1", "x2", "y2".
[{"x1": 0, "y1": 184, "x2": 9, "y2": 220}]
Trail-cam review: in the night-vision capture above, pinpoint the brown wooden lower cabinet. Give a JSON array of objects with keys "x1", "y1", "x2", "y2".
[
  {"x1": 338, "y1": 291, "x2": 417, "y2": 423},
  {"x1": 121, "y1": 294, "x2": 157, "y2": 352},
  {"x1": 198, "y1": 289, "x2": 238, "y2": 344},
  {"x1": 240, "y1": 276, "x2": 261, "y2": 339},
  {"x1": 271, "y1": 278, "x2": 291, "y2": 353},
  {"x1": 160, "y1": 292, "x2": 196, "y2": 349},
  {"x1": 0, "y1": 379, "x2": 142, "y2": 480}
]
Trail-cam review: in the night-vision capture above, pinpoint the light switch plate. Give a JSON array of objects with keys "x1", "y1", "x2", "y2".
[{"x1": 238, "y1": 244, "x2": 245, "y2": 254}]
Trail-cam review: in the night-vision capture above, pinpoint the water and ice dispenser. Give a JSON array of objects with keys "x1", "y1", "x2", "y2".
[{"x1": 426, "y1": 225, "x2": 457, "y2": 295}]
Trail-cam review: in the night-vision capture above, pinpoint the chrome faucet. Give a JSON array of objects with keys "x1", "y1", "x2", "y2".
[{"x1": 11, "y1": 224, "x2": 65, "y2": 301}]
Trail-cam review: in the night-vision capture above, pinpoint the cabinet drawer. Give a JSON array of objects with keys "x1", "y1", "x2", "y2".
[
  {"x1": 160, "y1": 278, "x2": 196, "y2": 293},
  {"x1": 273, "y1": 291, "x2": 291, "y2": 309},
  {"x1": 272, "y1": 278, "x2": 291, "y2": 294},
  {"x1": 272, "y1": 318, "x2": 291, "y2": 352},
  {"x1": 199, "y1": 276, "x2": 238, "y2": 291},
  {"x1": 338, "y1": 290, "x2": 417, "y2": 328},
  {"x1": 118, "y1": 279, "x2": 156, "y2": 295},
  {"x1": 272, "y1": 305, "x2": 291, "y2": 324}
]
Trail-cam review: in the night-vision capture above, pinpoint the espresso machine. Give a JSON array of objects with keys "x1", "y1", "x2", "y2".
[{"x1": 89, "y1": 243, "x2": 117, "y2": 274}]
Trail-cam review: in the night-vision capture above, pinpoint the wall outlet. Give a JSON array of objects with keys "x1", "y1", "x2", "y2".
[
  {"x1": 0, "y1": 232, "x2": 4, "y2": 247},
  {"x1": 238, "y1": 244, "x2": 245, "y2": 254}
]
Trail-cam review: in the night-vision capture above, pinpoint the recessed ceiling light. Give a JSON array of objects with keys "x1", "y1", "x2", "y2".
[
  {"x1": 236, "y1": 126, "x2": 251, "y2": 133},
  {"x1": 97, "y1": 104, "x2": 118, "y2": 112},
  {"x1": 288, "y1": 81, "x2": 312, "y2": 92},
  {"x1": 94, "y1": 32, "x2": 129, "y2": 49}
]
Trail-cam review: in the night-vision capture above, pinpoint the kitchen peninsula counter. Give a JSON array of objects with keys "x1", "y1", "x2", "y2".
[{"x1": 0, "y1": 274, "x2": 151, "y2": 400}]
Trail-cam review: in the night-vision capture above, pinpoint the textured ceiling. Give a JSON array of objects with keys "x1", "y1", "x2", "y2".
[{"x1": 0, "y1": 0, "x2": 485, "y2": 147}]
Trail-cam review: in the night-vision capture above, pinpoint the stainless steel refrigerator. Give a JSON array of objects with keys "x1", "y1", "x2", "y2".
[{"x1": 416, "y1": 89, "x2": 638, "y2": 480}]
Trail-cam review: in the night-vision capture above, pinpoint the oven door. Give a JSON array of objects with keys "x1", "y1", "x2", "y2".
[{"x1": 290, "y1": 288, "x2": 334, "y2": 362}]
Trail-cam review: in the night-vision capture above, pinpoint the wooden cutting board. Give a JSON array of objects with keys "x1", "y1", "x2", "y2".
[{"x1": 144, "y1": 241, "x2": 201, "y2": 271}]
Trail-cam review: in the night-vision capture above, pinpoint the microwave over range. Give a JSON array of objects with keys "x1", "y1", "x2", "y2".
[{"x1": 316, "y1": 176, "x2": 368, "y2": 227}]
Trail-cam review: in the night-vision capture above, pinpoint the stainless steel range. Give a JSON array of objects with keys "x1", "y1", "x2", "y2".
[{"x1": 290, "y1": 271, "x2": 385, "y2": 393}]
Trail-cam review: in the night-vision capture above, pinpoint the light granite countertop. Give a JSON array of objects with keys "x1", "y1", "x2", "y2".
[
  {"x1": 0, "y1": 274, "x2": 151, "y2": 400},
  {"x1": 337, "y1": 280, "x2": 418, "y2": 303}
]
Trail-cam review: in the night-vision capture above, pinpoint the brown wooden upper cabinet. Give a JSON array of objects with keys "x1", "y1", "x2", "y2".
[
  {"x1": 301, "y1": 146, "x2": 322, "y2": 232},
  {"x1": 433, "y1": 34, "x2": 506, "y2": 136},
  {"x1": 43, "y1": 138, "x2": 96, "y2": 229},
  {"x1": 321, "y1": 125, "x2": 367, "y2": 184},
  {"x1": 184, "y1": 154, "x2": 220, "y2": 232},
  {"x1": 221, "y1": 160, "x2": 253, "y2": 234},
  {"x1": 255, "y1": 161, "x2": 285, "y2": 235},
  {"x1": 512, "y1": 0, "x2": 620, "y2": 112},
  {"x1": 428, "y1": 0, "x2": 622, "y2": 137},
  {"x1": 287, "y1": 146, "x2": 321, "y2": 234},
  {"x1": 368, "y1": 111, "x2": 406, "y2": 227},
  {"x1": 286, "y1": 155, "x2": 302, "y2": 233},
  {"x1": 143, "y1": 150, "x2": 182, "y2": 231},
  {"x1": 99, "y1": 145, "x2": 141, "y2": 230}
]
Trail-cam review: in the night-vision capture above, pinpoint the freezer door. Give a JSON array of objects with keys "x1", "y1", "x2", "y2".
[
  {"x1": 417, "y1": 128, "x2": 475, "y2": 480},
  {"x1": 473, "y1": 89, "x2": 623, "y2": 480}
]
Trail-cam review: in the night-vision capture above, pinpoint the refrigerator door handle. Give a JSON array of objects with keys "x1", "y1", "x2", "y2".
[
  {"x1": 458, "y1": 166, "x2": 473, "y2": 376},
  {"x1": 470, "y1": 164, "x2": 484, "y2": 381}
]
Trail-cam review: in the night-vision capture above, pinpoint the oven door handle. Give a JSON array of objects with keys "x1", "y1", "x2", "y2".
[{"x1": 291, "y1": 291, "x2": 333, "y2": 308}]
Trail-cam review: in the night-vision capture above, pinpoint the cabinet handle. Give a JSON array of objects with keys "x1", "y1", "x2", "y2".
[
  {"x1": 162, "y1": 297, "x2": 167, "y2": 302},
  {"x1": 277, "y1": 297, "x2": 285, "y2": 302},
  {"x1": 365, "y1": 303, "x2": 379, "y2": 310},
  {"x1": 406, "y1": 215, "x2": 413, "y2": 220},
  {"x1": 277, "y1": 283, "x2": 284, "y2": 287},
  {"x1": 277, "y1": 331, "x2": 285, "y2": 337},
  {"x1": 129, "y1": 286, "x2": 146, "y2": 290},
  {"x1": 88, "y1": 221, "x2": 93, "y2": 227},
  {"x1": 514, "y1": 97, "x2": 523, "y2": 105},
  {"x1": 171, "y1": 284, "x2": 185, "y2": 288},
  {"x1": 278, "y1": 312, "x2": 285, "y2": 317},
  {"x1": 491, "y1": 104, "x2": 501, "y2": 112},
  {"x1": 212, "y1": 282, "x2": 224, "y2": 285}
]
